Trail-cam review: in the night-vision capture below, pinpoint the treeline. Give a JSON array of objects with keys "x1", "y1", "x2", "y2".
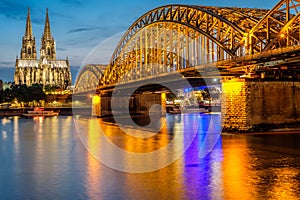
[{"x1": 0, "y1": 84, "x2": 46, "y2": 104}]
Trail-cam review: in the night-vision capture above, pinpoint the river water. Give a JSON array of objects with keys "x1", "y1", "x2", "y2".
[{"x1": 1, "y1": 114, "x2": 300, "y2": 199}]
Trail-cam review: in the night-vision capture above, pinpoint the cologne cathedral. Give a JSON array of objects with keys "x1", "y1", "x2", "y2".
[{"x1": 14, "y1": 8, "x2": 71, "y2": 89}]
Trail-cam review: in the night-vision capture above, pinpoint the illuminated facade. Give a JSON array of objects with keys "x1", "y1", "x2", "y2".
[{"x1": 14, "y1": 8, "x2": 71, "y2": 89}]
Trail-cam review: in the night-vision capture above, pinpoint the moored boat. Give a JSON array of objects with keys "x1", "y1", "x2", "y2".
[{"x1": 23, "y1": 108, "x2": 59, "y2": 117}]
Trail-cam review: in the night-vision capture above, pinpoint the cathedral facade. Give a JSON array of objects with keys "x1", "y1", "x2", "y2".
[{"x1": 14, "y1": 8, "x2": 71, "y2": 89}]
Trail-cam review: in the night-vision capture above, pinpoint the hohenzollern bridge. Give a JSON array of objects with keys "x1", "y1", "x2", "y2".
[{"x1": 73, "y1": 0, "x2": 300, "y2": 131}]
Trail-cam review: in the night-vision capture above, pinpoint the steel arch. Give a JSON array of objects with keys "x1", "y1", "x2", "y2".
[
  {"x1": 75, "y1": 2, "x2": 300, "y2": 91},
  {"x1": 101, "y1": 5, "x2": 272, "y2": 86},
  {"x1": 110, "y1": 5, "x2": 255, "y2": 65},
  {"x1": 74, "y1": 64, "x2": 106, "y2": 93}
]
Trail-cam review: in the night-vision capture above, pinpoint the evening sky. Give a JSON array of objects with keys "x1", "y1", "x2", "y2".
[{"x1": 0, "y1": 0, "x2": 276, "y2": 80}]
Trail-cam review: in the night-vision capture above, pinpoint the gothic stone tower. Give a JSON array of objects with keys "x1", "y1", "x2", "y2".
[
  {"x1": 14, "y1": 8, "x2": 71, "y2": 89},
  {"x1": 40, "y1": 9, "x2": 56, "y2": 60},
  {"x1": 20, "y1": 8, "x2": 37, "y2": 59}
]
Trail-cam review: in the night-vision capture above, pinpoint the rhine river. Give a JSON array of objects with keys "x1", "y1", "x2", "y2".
[{"x1": 1, "y1": 114, "x2": 300, "y2": 199}]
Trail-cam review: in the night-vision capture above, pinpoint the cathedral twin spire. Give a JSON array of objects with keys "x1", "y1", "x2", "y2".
[
  {"x1": 21, "y1": 8, "x2": 36, "y2": 59},
  {"x1": 21, "y1": 8, "x2": 56, "y2": 60},
  {"x1": 43, "y1": 8, "x2": 52, "y2": 39},
  {"x1": 25, "y1": 8, "x2": 33, "y2": 38},
  {"x1": 40, "y1": 8, "x2": 56, "y2": 60}
]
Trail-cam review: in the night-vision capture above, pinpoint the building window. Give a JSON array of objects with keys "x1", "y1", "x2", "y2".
[
  {"x1": 28, "y1": 47, "x2": 31, "y2": 55},
  {"x1": 47, "y1": 48, "x2": 51, "y2": 55}
]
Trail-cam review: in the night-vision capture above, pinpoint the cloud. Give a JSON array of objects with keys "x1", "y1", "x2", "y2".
[
  {"x1": 57, "y1": 47, "x2": 67, "y2": 51},
  {"x1": 67, "y1": 27, "x2": 104, "y2": 34},
  {"x1": 58, "y1": 0, "x2": 83, "y2": 6},
  {"x1": 0, "y1": 61, "x2": 15, "y2": 67},
  {"x1": 31, "y1": 18, "x2": 44, "y2": 25},
  {"x1": 61, "y1": 25, "x2": 126, "y2": 50},
  {"x1": 0, "y1": 1, "x2": 47, "y2": 25},
  {"x1": 0, "y1": 1, "x2": 27, "y2": 20}
]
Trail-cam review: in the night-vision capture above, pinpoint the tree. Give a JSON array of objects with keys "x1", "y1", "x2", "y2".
[
  {"x1": 201, "y1": 87, "x2": 221, "y2": 101},
  {"x1": 30, "y1": 84, "x2": 46, "y2": 102},
  {"x1": 0, "y1": 83, "x2": 46, "y2": 106},
  {"x1": 44, "y1": 84, "x2": 60, "y2": 94},
  {"x1": 0, "y1": 90, "x2": 4, "y2": 103}
]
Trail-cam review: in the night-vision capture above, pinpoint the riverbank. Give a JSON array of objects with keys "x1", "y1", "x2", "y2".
[
  {"x1": 222, "y1": 121, "x2": 300, "y2": 134},
  {"x1": 222, "y1": 129, "x2": 300, "y2": 136}
]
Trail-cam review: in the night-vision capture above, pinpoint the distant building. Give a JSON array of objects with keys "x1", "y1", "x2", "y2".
[{"x1": 14, "y1": 8, "x2": 71, "y2": 89}]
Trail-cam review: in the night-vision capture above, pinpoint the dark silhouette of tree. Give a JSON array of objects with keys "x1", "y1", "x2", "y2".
[
  {"x1": 0, "y1": 90, "x2": 4, "y2": 103},
  {"x1": 30, "y1": 84, "x2": 46, "y2": 102},
  {"x1": 44, "y1": 84, "x2": 60, "y2": 93},
  {"x1": 0, "y1": 83, "x2": 46, "y2": 106}
]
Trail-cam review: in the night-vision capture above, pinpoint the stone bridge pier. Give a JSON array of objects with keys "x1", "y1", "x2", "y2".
[
  {"x1": 91, "y1": 93, "x2": 165, "y2": 117},
  {"x1": 222, "y1": 79, "x2": 300, "y2": 132}
]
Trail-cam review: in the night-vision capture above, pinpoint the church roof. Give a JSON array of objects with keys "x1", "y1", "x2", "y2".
[
  {"x1": 17, "y1": 60, "x2": 39, "y2": 68},
  {"x1": 48, "y1": 60, "x2": 69, "y2": 68},
  {"x1": 16, "y1": 59, "x2": 69, "y2": 68}
]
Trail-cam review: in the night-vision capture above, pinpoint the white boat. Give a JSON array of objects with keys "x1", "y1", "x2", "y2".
[{"x1": 23, "y1": 108, "x2": 59, "y2": 117}]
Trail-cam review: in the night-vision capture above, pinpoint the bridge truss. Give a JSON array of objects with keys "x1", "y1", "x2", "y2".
[{"x1": 75, "y1": 0, "x2": 300, "y2": 91}]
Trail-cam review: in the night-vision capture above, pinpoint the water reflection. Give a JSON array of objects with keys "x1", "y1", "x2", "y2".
[
  {"x1": 222, "y1": 136, "x2": 252, "y2": 199},
  {"x1": 221, "y1": 134, "x2": 300, "y2": 199},
  {"x1": 13, "y1": 116, "x2": 20, "y2": 153},
  {"x1": 0, "y1": 115, "x2": 300, "y2": 199}
]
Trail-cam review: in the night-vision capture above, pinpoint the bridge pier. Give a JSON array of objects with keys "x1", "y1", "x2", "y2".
[
  {"x1": 92, "y1": 93, "x2": 165, "y2": 117},
  {"x1": 133, "y1": 93, "x2": 165, "y2": 115},
  {"x1": 222, "y1": 79, "x2": 300, "y2": 132},
  {"x1": 91, "y1": 94, "x2": 111, "y2": 117}
]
